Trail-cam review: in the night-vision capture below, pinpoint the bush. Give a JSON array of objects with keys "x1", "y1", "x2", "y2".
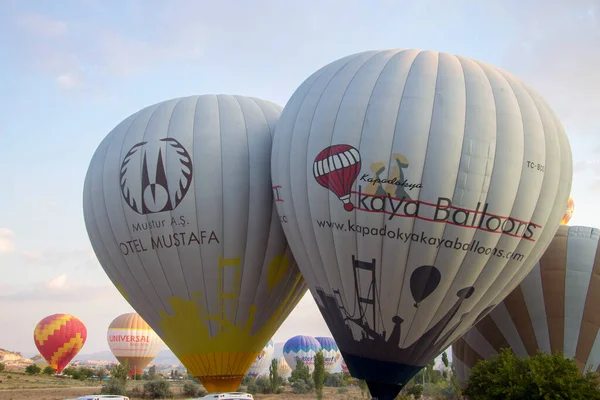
[
  {"x1": 288, "y1": 358, "x2": 314, "y2": 394},
  {"x1": 182, "y1": 380, "x2": 206, "y2": 397},
  {"x1": 325, "y1": 372, "x2": 347, "y2": 387},
  {"x1": 101, "y1": 378, "x2": 126, "y2": 395},
  {"x1": 143, "y1": 378, "x2": 173, "y2": 399},
  {"x1": 464, "y1": 348, "x2": 600, "y2": 399},
  {"x1": 337, "y1": 386, "x2": 348, "y2": 394},
  {"x1": 248, "y1": 376, "x2": 273, "y2": 394},
  {"x1": 25, "y1": 364, "x2": 41, "y2": 375},
  {"x1": 0, "y1": 363, "x2": 5, "y2": 372},
  {"x1": 42, "y1": 366, "x2": 55, "y2": 375}
]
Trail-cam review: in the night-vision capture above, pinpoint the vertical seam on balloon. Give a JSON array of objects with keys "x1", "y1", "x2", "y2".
[
  {"x1": 192, "y1": 95, "x2": 210, "y2": 340},
  {"x1": 101, "y1": 106, "x2": 163, "y2": 322},
  {"x1": 166, "y1": 97, "x2": 193, "y2": 301},
  {"x1": 137, "y1": 99, "x2": 182, "y2": 308},
  {"x1": 354, "y1": 49, "x2": 408, "y2": 338},
  {"x1": 388, "y1": 51, "x2": 440, "y2": 350},
  {"x1": 303, "y1": 51, "x2": 382, "y2": 325},
  {"x1": 396, "y1": 51, "x2": 445, "y2": 353},
  {"x1": 245, "y1": 96, "x2": 274, "y2": 330},
  {"x1": 481, "y1": 71, "x2": 555, "y2": 339},
  {"x1": 230, "y1": 94, "x2": 250, "y2": 328},
  {"x1": 441, "y1": 61, "x2": 526, "y2": 347},
  {"x1": 286, "y1": 53, "x2": 363, "y2": 308},
  {"x1": 410, "y1": 56, "x2": 498, "y2": 354},
  {"x1": 216, "y1": 95, "x2": 225, "y2": 340}
]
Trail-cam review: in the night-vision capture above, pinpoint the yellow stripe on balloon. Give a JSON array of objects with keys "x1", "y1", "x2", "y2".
[
  {"x1": 49, "y1": 333, "x2": 85, "y2": 369},
  {"x1": 34, "y1": 315, "x2": 72, "y2": 345}
]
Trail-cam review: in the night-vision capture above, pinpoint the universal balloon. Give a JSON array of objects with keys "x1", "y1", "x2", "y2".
[
  {"x1": 283, "y1": 335, "x2": 322, "y2": 373},
  {"x1": 248, "y1": 340, "x2": 275, "y2": 377},
  {"x1": 83, "y1": 95, "x2": 308, "y2": 393},
  {"x1": 33, "y1": 314, "x2": 87, "y2": 373},
  {"x1": 107, "y1": 313, "x2": 164, "y2": 376},
  {"x1": 561, "y1": 196, "x2": 575, "y2": 225},
  {"x1": 315, "y1": 336, "x2": 342, "y2": 372},
  {"x1": 271, "y1": 48, "x2": 573, "y2": 399},
  {"x1": 453, "y1": 225, "x2": 600, "y2": 386}
]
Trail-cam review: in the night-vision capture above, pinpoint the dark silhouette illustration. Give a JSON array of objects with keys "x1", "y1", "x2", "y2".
[{"x1": 315, "y1": 255, "x2": 475, "y2": 398}]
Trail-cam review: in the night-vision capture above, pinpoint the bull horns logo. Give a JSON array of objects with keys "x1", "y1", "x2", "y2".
[{"x1": 120, "y1": 138, "x2": 193, "y2": 215}]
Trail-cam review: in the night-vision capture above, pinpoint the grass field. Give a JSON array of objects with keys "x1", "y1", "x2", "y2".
[{"x1": 0, "y1": 371, "x2": 366, "y2": 400}]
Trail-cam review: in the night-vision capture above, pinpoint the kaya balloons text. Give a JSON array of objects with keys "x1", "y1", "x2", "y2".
[{"x1": 271, "y1": 48, "x2": 572, "y2": 399}]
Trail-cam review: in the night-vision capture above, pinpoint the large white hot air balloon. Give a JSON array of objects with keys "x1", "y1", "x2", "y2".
[
  {"x1": 248, "y1": 340, "x2": 275, "y2": 377},
  {"x1": 83, "y1": 95, "x2": 308, "y2": 393},
  {"x1": 271, "y1": 48, "x2": 572, "y2": 399}
]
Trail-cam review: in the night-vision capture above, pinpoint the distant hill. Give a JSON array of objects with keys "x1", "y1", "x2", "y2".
[{"x1": 0, "y1": 348, "x2": 34, "y2": 370}]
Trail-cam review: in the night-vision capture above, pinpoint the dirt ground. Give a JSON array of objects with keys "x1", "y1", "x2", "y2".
[{"x1": 0, "y1": 371, "x2": 366, "y2": 400}]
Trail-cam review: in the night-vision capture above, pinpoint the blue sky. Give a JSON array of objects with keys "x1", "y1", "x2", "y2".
[{"x1": 0, "y1": 0, "x2": 598, "y2": 364}]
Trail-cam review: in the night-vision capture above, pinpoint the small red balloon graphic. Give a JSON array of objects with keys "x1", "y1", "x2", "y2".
[{"x1": 313, "y1": 144, "x2": 361, "y2": 211}]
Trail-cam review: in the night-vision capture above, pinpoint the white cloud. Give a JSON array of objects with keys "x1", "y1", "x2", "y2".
[
  {"x1": 0, "y1": 228, "x2": 16, "y2": 253},
  {"x1": 17, "y1": 13, "x2": 67, "y2": 37},
  {"x1": 46, "y1": 273, "x2": 68, "y2": 290},
  {"x1": 57, "y1": 73, "x2": 83, "y2": 90}
]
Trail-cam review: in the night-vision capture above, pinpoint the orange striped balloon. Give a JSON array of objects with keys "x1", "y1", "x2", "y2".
[{"x1": 33, "y1": 314, "x2": 87, "y2": 373}]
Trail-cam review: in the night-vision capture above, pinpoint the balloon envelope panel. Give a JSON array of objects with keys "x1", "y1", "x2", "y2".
[
  {"x1": 33, "y1": 314, "x2": 87, "y2": 374},
  {"x1": 248, "y1": 340, "x2": 275, "y2": 377},
  {"x1": 283, "y1": 335, "x2": 322, "y2": 373},
  {"x1": 107, "y1": 313, "x2": 164, "y2": 376},
  {"x1": 452, "y1": 225, "x2": 600, "y2": 387},
  {"x1": 315, "y1": 336, "x2": 342, "y2": 372},
  {"x1": 276, "y1": 356, "x2": 292, "y2": 378},
  {"x1": 83, "y1": 95, "x2": 308, "y2": 393},
  {"x1": 271, "y1": 48, "x2": 572, "y2": 399}
]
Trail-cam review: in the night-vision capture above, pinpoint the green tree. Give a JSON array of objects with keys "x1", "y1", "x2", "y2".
[
  {"x1": 43, "y1": 366, "x2": 55, "y2": 375},
  {"x1": 102, "y1": 360, "x2": 129, "y2": 395},
  {"x1": 464, "y1": 348, "x2": 600, "y2": 399},
  {"x1": 288, "y1": 359, "x2": 314, "y2": 394},
  {"x1": 25, "y1": 363, "x2": 41, "y2": 375},
  {"x1": 442, "y1": 351, "x2": 450, "y2": 379},
  {"x1": 313, "y1": 350, "x2": 325, "y2": 400},
  {"x1": 148, "y1": 364, "x2": 156, "y2": 380},
  {"x1": 269, "y1": 357, "x2": 280, "y2": 394},
  {"x1": 143, "y1": 377, "x2": 173, "y2": 399},
  {"x1": 0, "y1": 362, "x2": 5, "y2": 372}
]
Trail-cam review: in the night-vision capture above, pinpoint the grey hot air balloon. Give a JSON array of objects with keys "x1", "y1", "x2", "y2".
[
  {"x1": 270, "y1": 48, "x2": 572, "y2": 399},
  {"x1": 453, "y1": 225, "x2": 600, "y2": 387},
  {"x1": 83, "y1": 94, "x2": 308, "y2": 393}
]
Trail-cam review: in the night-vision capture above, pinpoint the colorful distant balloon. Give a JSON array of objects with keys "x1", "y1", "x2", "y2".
[
  {"x1": 283, "y1": 335, "x2": 322, "y2": 373},
  {"x1": 248, "y1": 340, "x2": 275, "y2": 377},
  {"x1": 276, "y1": 356, "x2": 292, "y2": 378},
  {"x1": 107, "y1": 313, "x2": 164, "y2": 376},
  {"x1": 271, "y1": 48, "x2": 573, "y2": 399},
  {"x1": 315, "y1": 336, "x2": 342, "y2": 372},
  {"x1": 453, "y1": 225, "x2": 600, "y2": 387},
  {"x1": 33, "y1": 314, "x2": 87, "y2": 374},
  {"x1": 561, "y1": 196, "x2": 575, "y2": 225},
  {"x1": 83, "y1": 95, "x2": 308, "y2": 393},
  {"x1": 341, "y1": 359, "x2": 349, "y2": 374}
]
